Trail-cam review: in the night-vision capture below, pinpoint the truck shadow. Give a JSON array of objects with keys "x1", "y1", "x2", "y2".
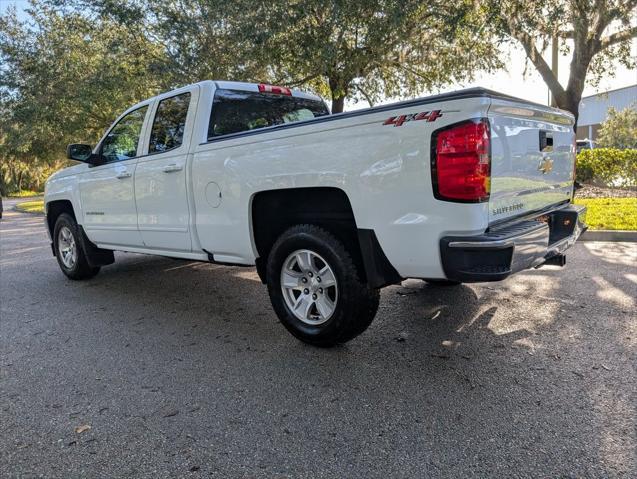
[
  {"x1": 85, "y1": 254, "x2": 538, "y2": 395},
  {"x1": 89, "y1": 246, "x2": 634, "y2": 366},
  {"x1": 91, "y1": 254, "x2": 495, "y2": 351}
]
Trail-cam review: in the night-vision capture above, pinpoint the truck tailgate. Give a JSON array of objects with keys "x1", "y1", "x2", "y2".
[{"x1": 487, "y1": 99, "x2": 575, "y2": 224}]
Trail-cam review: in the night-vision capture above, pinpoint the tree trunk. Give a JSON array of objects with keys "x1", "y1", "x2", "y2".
[
  {"x1": 328, "y1": 74, "x2": 348, "y2": 113},
  {"x1": 557, "y1": 90, "x2": 584, "y2": 131},
  {"x1": 534, "y1": 54, "x2": 585, "y2": 130},
  {"x1": 514, "y1": 28, "x2": 593, "y2": 133},
  {"x1": 557, "y1": 44, "x2": 591, "y2": 131},
  {"x1": 331, "y1": 95, "x2": 345, "y2": 113}
]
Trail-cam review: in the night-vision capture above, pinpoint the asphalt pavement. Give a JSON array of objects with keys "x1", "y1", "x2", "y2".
[{"x1": 1, "y1": 199, "x2": 636, "y2": 478}]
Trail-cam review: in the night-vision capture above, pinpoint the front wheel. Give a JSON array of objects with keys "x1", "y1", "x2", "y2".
[
  {"x1": 53, "y1": 213, "x2": 101, "y2": 280},
  {"x1": 266, "y1": 224, "x2": 380, "y2": 347}
]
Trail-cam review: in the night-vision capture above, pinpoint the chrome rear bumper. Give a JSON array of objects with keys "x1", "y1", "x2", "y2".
[{"x1": 440, "y1": 204, "x2": 587, "y2": 282}]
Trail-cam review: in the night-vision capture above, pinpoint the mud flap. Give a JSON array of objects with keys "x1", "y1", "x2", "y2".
[
  {"x1": 77, "y1": 225, "x2": 115, "y2": 267},
  {"x1": 357, "y1": 229, "x2": 402, "y2": 289}
]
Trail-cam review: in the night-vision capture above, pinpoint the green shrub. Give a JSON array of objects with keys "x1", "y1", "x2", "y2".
[
  {"x1": 576, "y1": 148, "x2": 637, "y2": 188},
  {"x1": 596, "y1": 106, "x2": 637, "y2": 149}
]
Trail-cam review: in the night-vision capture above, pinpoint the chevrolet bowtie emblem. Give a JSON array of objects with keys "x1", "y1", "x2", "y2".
[{"x1": 538, "y1": 157, "x2": 554, "y2": 174}]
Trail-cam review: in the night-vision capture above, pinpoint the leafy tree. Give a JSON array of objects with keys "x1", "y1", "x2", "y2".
[
  {"x1": 483, "y1": 0, "x2": 637, "y2": 125},
  {"x1": 0, "y1": 1, "x2": 170, "y2": 193},
  {"x1": 238, "y1": 0, "x2": 502, "y2": 112},
  {"x1": 596, "y1": 105, "x2": 637, "y2": 149},
  {"x1": 86, "y1": 0, "x2": 502, "y2": 112},
  {"x1": 148, "y1": 0, "x2": 273, "y2": 87},
  {"x1": 69, "y1": 0, "x2": 271, "y2": 87}
]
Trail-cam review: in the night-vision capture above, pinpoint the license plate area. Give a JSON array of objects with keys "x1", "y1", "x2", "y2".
[{"x1": 545, "y1": 208, "x2": 581, "y2": 244}]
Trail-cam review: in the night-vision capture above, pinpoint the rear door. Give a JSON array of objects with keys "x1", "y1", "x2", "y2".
[
  {"x1": 487, "y1": 99, "x2": 575, "y2": 224},
  {"x1": 134, "y1": 86, "x2": 198, "y2": 251}
]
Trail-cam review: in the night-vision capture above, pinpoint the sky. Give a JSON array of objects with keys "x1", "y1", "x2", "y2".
[
  {"x1": 2, "y1": 0, "x2": 636, "y2": 108},
  {"x1": 439, "y1": 40, "x2": 637, "y2": 105}
]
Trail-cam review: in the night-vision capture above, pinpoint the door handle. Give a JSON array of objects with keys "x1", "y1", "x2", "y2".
[
  {"x1": 116, "y1": 172, "x2": 132, "y2": 179},
  {"x1": 163, "y1": 164, "x2": 183, "y2": 173}
]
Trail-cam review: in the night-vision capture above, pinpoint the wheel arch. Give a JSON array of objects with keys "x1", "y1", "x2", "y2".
[
  {"x1": 46, "y1": 199, "x2": 77, "y2": 239},
  {"x1": 46, "y1": 198, "x2": 114, "y2": 268},
  {"x1": 250, "y1": 187, "x2": 401, "y2": 288}
]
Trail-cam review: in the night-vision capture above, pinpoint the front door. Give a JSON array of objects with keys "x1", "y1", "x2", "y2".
[
  {"x1": 134, "y1": 89, "x2": 195, "y2": 252},
  {"x1": 79, "y1": 105, "x2": 148, "y2": 247}
]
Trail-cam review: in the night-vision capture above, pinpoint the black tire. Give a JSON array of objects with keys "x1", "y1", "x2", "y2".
[
  {"x1": 53, "y1": 213, "x2": 101, "y2": 280},
  {"x1": 424, "y1": 279, "x2": 461, "y2": 286},
  {"x1": 266, "y1": 224, "x2": 380, "y2": 347}
]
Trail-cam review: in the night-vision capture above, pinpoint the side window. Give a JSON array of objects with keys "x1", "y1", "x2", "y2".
[
  {"x1": 208, "y1": 89, "x2": 329, "y2": 139},
  {"x1": 101, "y1": 106, "x2": 148, "y2": 163},
  {"x1": 149, "y1": 93, "x2": 191, "y2": 153}
]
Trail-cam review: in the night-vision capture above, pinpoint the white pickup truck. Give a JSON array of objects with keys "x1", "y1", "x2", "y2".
[{"x1": 45, "y1": 80, "x2": 586, "y2": 346}]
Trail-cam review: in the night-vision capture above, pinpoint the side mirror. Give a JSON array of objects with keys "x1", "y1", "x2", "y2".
[{"x1": 67, "y1": 144, "x2": 98, "y2": 164}]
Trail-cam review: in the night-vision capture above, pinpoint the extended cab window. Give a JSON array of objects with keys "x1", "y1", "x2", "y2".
[
  {"x1": 149, "y1": 93, "x2": 191, "y2": 153},
  {"x1": 208, "y1": 89, "x2": 329, "y2": 139},
  {"x1": 101, "y1": 106, "x2": 148, "y2": 163}
]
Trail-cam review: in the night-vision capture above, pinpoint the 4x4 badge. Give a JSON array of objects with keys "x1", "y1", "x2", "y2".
[{"x1": 383, "y1": 110, "x2": 443, "y2": 127}]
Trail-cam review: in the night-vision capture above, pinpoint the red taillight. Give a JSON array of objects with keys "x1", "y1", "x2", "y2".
[
  {"x1": 432, "y1": 119, "x2": 491, "y2": 202},
  {"x1": 258, "y1": 83, "x2": 292, "y2": 95}
]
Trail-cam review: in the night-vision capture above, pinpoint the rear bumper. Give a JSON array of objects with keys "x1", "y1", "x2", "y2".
[{"x1": 440, "y1": 204, "x2": 587, "y2": 282}]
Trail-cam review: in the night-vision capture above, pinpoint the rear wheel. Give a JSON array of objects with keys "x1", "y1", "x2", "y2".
[
  {"x1": 53, "y1": 213, "x2": 100, "y2": 280},
  {"x1": 266, "y1": 224, "x2": 379, "y2": 347}
]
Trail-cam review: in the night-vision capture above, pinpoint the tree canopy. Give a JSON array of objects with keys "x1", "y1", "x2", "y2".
[
  {"x1": 0, "y1": 1, "x2": 169, "y2": 193},
  {"x1": 91, "y1": 0, "x2": 501, "y2": 112},
  {"x1": 225, "y1": 0, "x2": 501, "y2": 112},
  {"x1": 482, "y1": 0, "x2": 637, "y2": 123}
]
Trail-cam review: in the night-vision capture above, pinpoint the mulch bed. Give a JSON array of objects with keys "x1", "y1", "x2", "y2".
[{"x1": 575, "y1": 184, "x2": 637, "y2": 198}]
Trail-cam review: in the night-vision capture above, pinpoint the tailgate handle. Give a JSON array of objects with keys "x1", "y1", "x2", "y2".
[{"x1": 539, "y1": 131, "x2": 553, "y2": 152}]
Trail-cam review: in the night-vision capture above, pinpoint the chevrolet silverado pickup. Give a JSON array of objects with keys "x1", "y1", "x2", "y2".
[{"x1": 44, "y1": 80, "x2": 586, "y2": 346}]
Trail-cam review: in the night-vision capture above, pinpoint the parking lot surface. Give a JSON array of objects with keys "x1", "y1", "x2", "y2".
[{"x1": 1, "y1": 203, "x2": 635, "y2": 478}]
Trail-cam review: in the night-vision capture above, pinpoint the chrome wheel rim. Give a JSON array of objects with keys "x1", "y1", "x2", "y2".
[
  {"x1": 58, "y1": 226, "x2": 77, "y2": 269},
  {"x1": 281, "y1": 249, "x2": 338, "y2": 325}
]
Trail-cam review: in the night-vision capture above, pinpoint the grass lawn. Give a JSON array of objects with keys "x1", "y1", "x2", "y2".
[
  {"x1": 8, "y1": 190, "x2": 43, "y2": 198},
  {"x1": 574, "y1": 197, "x2": 637, "y2": 230},
  {"x1": 15, "y1": 200, "x2": 45, "y2": 214}
]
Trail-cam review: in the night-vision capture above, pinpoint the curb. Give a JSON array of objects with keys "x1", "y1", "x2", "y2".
[
  {"x1": 12, "y1": 204, "x2": 45, "y2": 216},
  {"x1": 12, "y1": 198, "x2": 45, "y2": 216},
  {"x1": 580, "y1": 230, "x2": 637, "y2": 242}
]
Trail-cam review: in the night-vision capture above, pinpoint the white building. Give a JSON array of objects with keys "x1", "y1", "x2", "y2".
[{"x1": 576, "y1": 84, "x2": 636, "y2": 141}]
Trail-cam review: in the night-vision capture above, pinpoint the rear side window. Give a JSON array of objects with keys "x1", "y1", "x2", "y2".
[
  {"x1": 149, "y1": 93, "x2": 191, "y2": 153},
  {"x1": 208, "y1": 89, "x2": 329, "y2": 139}
]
